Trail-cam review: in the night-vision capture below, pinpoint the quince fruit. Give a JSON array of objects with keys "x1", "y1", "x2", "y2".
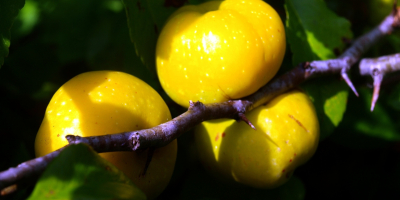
[
  {"x1": 194, "y1": 90, "x2": 319, "y2": 188},
  {"x1": 156, "y1": 0, "x2": 286, "y2": 107},
  {"x1": 34, "y1": 71, "x2": 177, "y2": 199}
]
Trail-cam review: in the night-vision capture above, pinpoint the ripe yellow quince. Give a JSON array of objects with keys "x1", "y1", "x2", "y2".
[
  {"x1": 156, "y1": 0, "x2": 286, "y2": 107},
  {"x1": 194, "y1": 90, "x2": 319, "y2": 188},
  {"x1": 34, "y1": 71, "x2": 177, "y2": 200}
]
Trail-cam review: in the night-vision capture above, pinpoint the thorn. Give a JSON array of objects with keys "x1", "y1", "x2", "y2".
[
  {"x1": 341, "y1": 72, "x2": 359, "y2": 97},
  {"x1": 238, "y1": 113, "x2": 256, "y2": 130},
  {"x1": 1, "y1": 184, "x2": 17, "y2": 196},
  {"x1": 140, "y1": 148, "x2": 155, "y2": 176},
  {"x1": 371, "y1": 74, "x2": 384, "y2": 112}
]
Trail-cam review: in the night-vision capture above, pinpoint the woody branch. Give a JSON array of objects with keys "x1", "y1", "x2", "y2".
[{"x1": 360, "y1": 53, "x2": 400, "y2": 111}]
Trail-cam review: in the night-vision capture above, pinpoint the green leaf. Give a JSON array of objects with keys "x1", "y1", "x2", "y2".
[
  {"x1": 285, "y1": 0, "x2": 352, "y2": 64},
  {"x1": 285, "y1": 0, "x2": 353, "y2": 139},
  {"x1": 302, "y1": 77, "x2": 349, "y2": 140},
  {"x1": 121, "y1": 0, "x2": 180, "y2": 73},
  {"x1": 0, "y1": 0, "x2": 25, "y2": 67},
  {"x1": 28, "y1": 144, "x2": 146, "y2": 200},
  {"x1": 331, "y1": 88, "x2": 400, "y2": 149}
]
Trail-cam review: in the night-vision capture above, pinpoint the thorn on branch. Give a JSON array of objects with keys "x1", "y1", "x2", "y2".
[
  {"x1": 237, "y1": 113, "x2": 256, "y2": 130},
  {"x1": 1, "y1": 184, "x2": 17, "y2": 196},
  {"x1": 140, "y1": 148, "x2": 155, "y2": 177},
  {"x1": 341, "y1": 70, "x2": 359, "y2": 97},
  {"x1": 360, "y1": 53, "x2": 400, "y2": 111},
  {"x1": 371, "y1": 74, "x2": 384, "y2": 111}
]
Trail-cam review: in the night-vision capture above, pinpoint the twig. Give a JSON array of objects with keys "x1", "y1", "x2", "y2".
[
  {"x1": 0, "y1": 147, "x2": 65, "y2": 193},
  {"x1": 360, "y1": 53, "x2": 400, "y2": 111},
  {"x1": 308, "y1": 6, "x2": 400, "y2": 96},
  {"x1": 1, "y1": 6, "x2": 400, "y2": 195}
]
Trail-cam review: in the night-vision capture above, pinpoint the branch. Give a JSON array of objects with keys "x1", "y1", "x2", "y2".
[
  {"x1": 360, "y1": 53, "x2": 400, "y2": 111},
  {"x1": 0, "y1": 147, "x2": 65, "y2": 194},
  {"x1": 2, "y1": 6, "x2": 400, "y2": 195},
  {"x1": 308, "y1": 6, "x2": 400, "y2": 96}
]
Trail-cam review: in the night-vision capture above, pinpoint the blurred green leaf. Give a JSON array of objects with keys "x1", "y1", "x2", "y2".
[
  {"x1": 104, "y1": 0, "x2": 124, "y2": 13},
  {"x1": 0, "y1": 0, "x2": 25, "y2": 67},
  {"x1": 15, "y1": 0, "x2": 38, "y2": 37},
  {"x1": 27, "y1": 144, "x2": 146, "y2": 200},
  {"x1": 285, "y1": 0, "x2": 352, "y2": 139},
  {"x1": 332, "y1": 88, "x2": 400, "y2": 150},
  {"x1": 356, "y1": 88, "x2": 400, "y2": 141},
  {"x1": 31, "y1": 81, "x2": 58, "y2": 100},
  {"x1": 121, "y1": 0, "x2": 184, "y2": 73}
]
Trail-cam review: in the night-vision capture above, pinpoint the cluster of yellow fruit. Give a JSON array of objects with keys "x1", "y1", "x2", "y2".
[
  {"x1": 34, "y1": 0, "x2": 319, "y2": 199},
  {"x1": 156, "y1": 0, "x2": 319, "y2": 189}
]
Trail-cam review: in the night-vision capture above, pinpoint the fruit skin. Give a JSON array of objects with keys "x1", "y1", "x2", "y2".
[
  {"x1": 194, "y1": 90, "x2": 319, "y2": 189},
  {"x1": 156, "y1": 0, "x2": 286, "y2": 107},
  {"x1": 34, "y1": 71, "x2": 177, "y2": 200}
]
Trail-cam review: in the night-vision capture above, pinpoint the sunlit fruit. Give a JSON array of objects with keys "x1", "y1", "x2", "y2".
[
  {"x1": 156, "y1": 0, "x2": 286, "y2": 107},
  {"x1": 34, "y1": 71, "x2": 177, "y2": 199}
]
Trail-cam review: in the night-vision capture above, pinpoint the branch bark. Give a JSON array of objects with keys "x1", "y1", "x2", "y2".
[
  {"x1": 1, "y1": 6, "x2": 400, "y2": 195},
  {"x1": 360, "y1": 53, "x2": 400, "y2": 111},
  {"x1": 308, "y1": 5, "x2": 400, "y2": 96},
  {"x1": 0, "y1": 148, "x2": 64, "y2": 193}
]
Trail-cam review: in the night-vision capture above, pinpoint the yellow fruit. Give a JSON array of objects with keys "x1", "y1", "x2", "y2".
[
  {"x1": 194, "y1": 90, "x2": 319, "y2": 189},
  {"x1": 156, "y1": 0, "x2": 286, "y2": 107},
  {"x1": 35, "y1": 71, "x2": 177, "y2": 200}
]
